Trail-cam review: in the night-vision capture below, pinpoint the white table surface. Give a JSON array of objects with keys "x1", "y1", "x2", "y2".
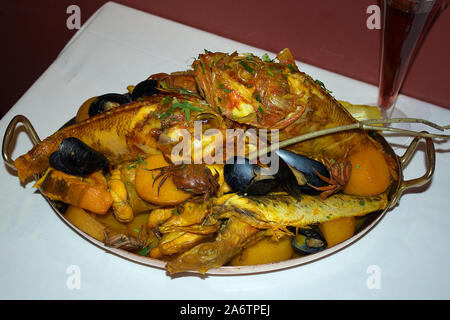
[{"x1": 0, "y1": 2, "x2": 449, "y2": 300}]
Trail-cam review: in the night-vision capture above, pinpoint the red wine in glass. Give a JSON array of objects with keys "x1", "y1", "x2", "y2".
[{"x1": 378, "y1": 0, "x2": 445, "y2": 114}]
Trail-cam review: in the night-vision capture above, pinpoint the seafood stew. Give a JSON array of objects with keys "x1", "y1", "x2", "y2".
[{"x1": 8, "y1": 49, "x2": 423, "y2": 275}]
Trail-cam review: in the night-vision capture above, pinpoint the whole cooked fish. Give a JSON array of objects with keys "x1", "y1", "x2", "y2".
[
  {"x1": 191, "y1": 48, "x2": 387, "y2": 162},
  {"x1": 14, "y1": 94, "x2": 223, "y2": 183},
  {"x1": 165, "y1": 191, "x2": 388, "y2": 274}
]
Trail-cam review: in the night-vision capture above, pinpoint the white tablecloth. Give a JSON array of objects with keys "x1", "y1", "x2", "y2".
[{"x1": 0, "y1": 2, "x2": 449, "y2": 299}]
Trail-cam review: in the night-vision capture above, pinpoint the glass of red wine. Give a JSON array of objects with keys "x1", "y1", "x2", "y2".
[{"x1": 378, "y1": 0, "x2": 446, "y2": 118}]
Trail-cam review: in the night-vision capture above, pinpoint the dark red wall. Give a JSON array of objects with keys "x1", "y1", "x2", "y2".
[{"x1": 1, "y1": 0, "x2": 449, "y2": 118}]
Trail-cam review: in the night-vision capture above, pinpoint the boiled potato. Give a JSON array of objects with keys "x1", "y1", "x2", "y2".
[
  {"x1": 319, "y1": 217, "x2": 356, "y2": 248},
  {"x1": 343, "y1": 146, "x2": 391, "y2": 196},
  {"x1": 126, "y1": 213, "x2": 150, "y2": 238},
  {"x1": 64, "y1": 205, "x2": 105, "y2": 241},
  {"x1": 93, "y1": 211, "x2": 128, "y2": 234},
  {"x1": 230, "y1": 236, "x2": 294, "y2": 266},
  {"x1": 135, "y1": 154, "x2": 191, "y2": 205}
]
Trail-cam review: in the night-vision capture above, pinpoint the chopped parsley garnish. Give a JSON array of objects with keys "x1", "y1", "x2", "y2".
[
  {"x1": 266, "y1": 67, "x2": 274, "y2": 76},
  {"x1": 204, "y1": 49, "x2": 212, "y2": 53},
  {"x1": 200, "y1": 62, "x2": 205, "y2": 74},
  {"x1": 256, "y1": 106, "x2": 265, "y2": 123},
  {"x1": 217, "y1": 106, "x2": 222, "y2": 114},
  {"x1": 171, "y1": 209, "x2": 180, "y2": 215},
  {"x1": 253, "y1": 92, "x2": 262, "y2": 103},
  {"x1": 219, "y1": 83, "x2": 232, "y2": 93},
  {"x1": 261, "y1": 53, "x2": 273, "y2": 63},
  {"x1": 137, "y1": 154, "x2": 147, "y2": 166},
  {"x1": 179, "y1": 87, "x2": 194, "y2": 95},
  {"x1": 314, "y1": 79, "x2": 333, "y2": 93},
  {"x1": 287, "y1": 63, "x2": 296, "y2": 73},
  {"x1": 257, "y1": 106, "x2": 265, "y2": 115},
  {"x1": 138, "y1": 246, "x2": 151, "y2": 257},
  {"x1": 169, "y1": 97, "x2": 204, "y2": 121},
  {"x1": 239, "y1": 60, "x2": 254, "y2": 74},
  {"x1": 162, "y1": 96, "x2": 171, "y2": 104},
  {"x1": 160, "y1": 112, "x2": 171, "y2": 119},
  {"x1": 151, "y1": 110, "x2": 171, "y2": 120}
]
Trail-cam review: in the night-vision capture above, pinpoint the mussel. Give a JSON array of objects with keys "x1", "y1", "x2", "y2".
[
  {"x1": 223, "y1": 150, "x2": 331, "y2": 197},
  {"x1": 131, "y1": 79, "x2": 159, "y2": 100},
  {"x1": 276, "y1": 149, "x2": 330, "y2": 195},
  {"x1": 49, "y1": 137, "x2": 109, "y2": 176},
  {"x1": 291, "y1": 227, "x2": 327, "y2": 254},
  {"x1": 223, "y1": 156, "x2": 279, "y2": 195},
  {"x1": 88, "y1": 93, "x2": 132, "y2": 117}
]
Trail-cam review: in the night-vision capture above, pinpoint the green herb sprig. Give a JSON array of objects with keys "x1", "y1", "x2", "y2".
[
  {"x1": 314, "y1": 79, "x2": 333, "y2": 93},
  {"x1": 239, "y1": 60, "x2": 254, "y2": 74},
  {"x1": 261, "y1": 53, "x2": 274, "y2": 63},
  {"x1": 169, "y1": 97, "x2": 204, "y2": 121}
]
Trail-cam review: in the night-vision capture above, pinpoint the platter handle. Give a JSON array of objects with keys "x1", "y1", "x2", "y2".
[
  {"x1": 2, "y1": 115, "x2": 41, "y2": 170},
  {"x1": 388, "y1": 133, "x2": 435, "y2": 209}
]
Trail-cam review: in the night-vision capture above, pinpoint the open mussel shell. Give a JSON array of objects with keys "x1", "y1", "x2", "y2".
[
  {"x1": 88, "y1": 93, "x2": 132, "y2": 117},
  {"x1": 131, "y1": 79, "x2": 159, "y2": 100},
  {"x1": 275, "y1": 155, "x2": 303, "y2": 198},
  {"x1": 49, "y1": 137, "x2": 109, "y2": 176},
  {"x1": 291, "y1": 227, "x2": 327, "y2": 254},
  {"x1": 223, "y1": 156, "x2": 279, "y2": 195},
  {"x1": 223, "y1": 150, "x2": 331, "y2": 197},
  {"x1": 276, "y1": 149, "x2": 330, "y2": 194}
]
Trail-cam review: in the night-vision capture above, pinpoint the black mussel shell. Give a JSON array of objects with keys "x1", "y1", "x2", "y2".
[
  {"x1": 88, "y1": 93, "x2": 132, "y2": 117},
  {"x1": 276, "y1": 149, "x2": 330, "y2": 195},
  {"x1": 49, "y1": 137, "x2": 109, "y2": 176},
  {"x1": 291, "y1": 227, "x2": 327, "y2": 254},
  {"x1": 224, "y1": 156, "x2": 279, "y2": 195},
  {"x1": 131, "y1": 79, "x2": 159, "y2": 100},
  {"x1": 274, "y1": 155, "x2": 303, "y2": 198}
]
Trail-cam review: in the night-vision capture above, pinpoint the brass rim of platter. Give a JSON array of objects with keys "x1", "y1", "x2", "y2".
[{"x1": 2, "y1": 115, "x2": 436, "y2": 276}]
